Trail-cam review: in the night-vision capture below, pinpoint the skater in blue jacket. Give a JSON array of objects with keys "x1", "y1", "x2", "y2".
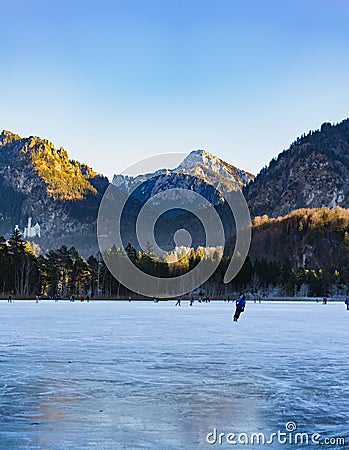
[{"x1": 233, "y1": 294, "x2": 246, "y2": 322}]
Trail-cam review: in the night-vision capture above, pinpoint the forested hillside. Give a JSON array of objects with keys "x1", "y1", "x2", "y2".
[{"x1": 245, "y1": 119, "x2": 349, "y2": 217}]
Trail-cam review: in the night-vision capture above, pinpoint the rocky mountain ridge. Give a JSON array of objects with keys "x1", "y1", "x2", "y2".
[
  {"x1": 113, "y1": 149, "x2": 254, "y2": 204},
  {"x1": 245, "y1": 119, "x2": 349, "y2": 218},
  {"x1": 0, "y1": 130, "x2": 108, "y2": 255}
]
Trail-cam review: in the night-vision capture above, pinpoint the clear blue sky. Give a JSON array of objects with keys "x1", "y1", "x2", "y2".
[{"x1": 1, "y1": 0, "x2": 349, "y2": 179}]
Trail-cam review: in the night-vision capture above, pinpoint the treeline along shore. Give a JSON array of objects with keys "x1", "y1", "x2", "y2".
[
  {"x1": 1, "y1": 297, "x2": 347, "y2": 302},
  {"x1": 3, "y1": 206, "x2": 349, "y2": 300}
]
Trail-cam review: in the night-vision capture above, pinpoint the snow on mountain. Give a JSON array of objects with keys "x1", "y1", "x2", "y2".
[
  {"x1": 177, "y1": 149, "x2": 236, "y2": 178},
  {"x1": 112, "y1": 149, "x2": 254, "y2": 204},
  {"x1": 112, "y1": 168, "x2": 168, "y2": 194}
]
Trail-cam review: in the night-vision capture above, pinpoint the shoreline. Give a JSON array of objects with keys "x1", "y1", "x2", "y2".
[{"x1": 1, "y1": 297, "x2": 346, "y2": 303}]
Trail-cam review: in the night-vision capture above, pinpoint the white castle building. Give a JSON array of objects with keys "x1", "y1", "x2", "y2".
[{"x1": 17, "y1": 217, "x2": 41, "y2": 239}]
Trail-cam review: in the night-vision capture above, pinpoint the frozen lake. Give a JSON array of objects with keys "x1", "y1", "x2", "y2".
[{"x1": 0, "y1": 300, "x2": 348, "y2": 449}]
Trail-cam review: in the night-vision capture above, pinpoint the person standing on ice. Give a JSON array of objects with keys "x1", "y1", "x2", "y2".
[
  {"x1": 345, "y1": 297, "x2": 349, "y2": 310},
  {"x1": 233, "y1": 294, "x2": 246, "y2": 322}
]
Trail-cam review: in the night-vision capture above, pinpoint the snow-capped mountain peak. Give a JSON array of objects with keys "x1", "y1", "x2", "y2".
[
  {"x1": 175, "y1": 149, "x2": 214, "y2": 170},
  {"x1": 175, "y1": 149, "x2": 249, "y2": 182},
  {"x1": 112, "y1": 149, "x2": 254, "y2": 203}
]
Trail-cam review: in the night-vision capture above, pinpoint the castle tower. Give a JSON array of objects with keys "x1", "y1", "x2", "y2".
[
  {"x1": 27, "y1": 217, "x2": 32, "y2": 235},
  {"x1": 23, "y1": 217, "x2": 40, "y2": 239},
  {"x1": 33, "y1": 222, "x2": 41, "y2": 238}
]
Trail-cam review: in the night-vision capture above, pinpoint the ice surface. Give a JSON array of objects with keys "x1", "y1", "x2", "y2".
[{"x1": 0, "y1": 301, "x2": 348, "y2": 449}]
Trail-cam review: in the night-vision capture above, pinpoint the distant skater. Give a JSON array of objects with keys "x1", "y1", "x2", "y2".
[
  {"x1": 323, "y1": 297, "x2": 328, "y2": 305},
  {"x1": 190, "y1": 297, "x2": 194, "y2": 306},
  {"x1": 8, "y1": 295, "x2": 12, "y2": 303},
  {"x1": 175, "y1": 296, "x2": 181, "y2": 306},
  {"x1": 345, "y1": 297, "x2": 349, "y2": 310},
  {"x1": 233, "y1": 294, "x2": 246, "y2": 322}
]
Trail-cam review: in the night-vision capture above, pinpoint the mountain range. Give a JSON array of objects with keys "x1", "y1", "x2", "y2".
[
  {"x1": 1, "y1": 119, "x2": 349, "y2": 256},
  {"x1": 113, "y1": 149, "x2": 254, "y2": 205}
]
